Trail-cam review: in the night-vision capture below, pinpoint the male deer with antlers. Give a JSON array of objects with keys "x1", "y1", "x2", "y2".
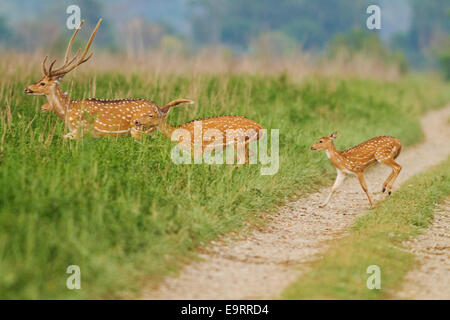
[
  {"x1": 24, "y1": 19, "x2": 191, "y2": 139},
  {"x1": 133, "y1": 103, "x2": 263, "y2": 164},
  {"x1": 311, "y1": 132, "x2": 402, "y2": 208}
]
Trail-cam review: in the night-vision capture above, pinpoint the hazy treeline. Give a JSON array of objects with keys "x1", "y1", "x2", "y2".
[{"x1": 0, "y1": 0, "x2": 448, "y2": 73}]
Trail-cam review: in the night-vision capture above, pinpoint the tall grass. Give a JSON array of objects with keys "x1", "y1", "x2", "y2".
[
  {"x1": 0, "y1": 58, "x2": 449, "y2": 298},
  {"x1": 0, "y1": 49, "x2": 417, "y2": 80}
]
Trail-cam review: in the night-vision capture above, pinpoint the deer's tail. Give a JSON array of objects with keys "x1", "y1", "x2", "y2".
[{"x1": 161, "y1": 99, "x2": 194, "y2": 114}]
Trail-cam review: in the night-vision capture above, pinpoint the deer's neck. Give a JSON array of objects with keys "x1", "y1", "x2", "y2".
[
  {"x1": 326, "y1": 143, "x2": 344, "y2": 166},
  {"x1": 46, "y1": 85, "x2": 71, "y2": 120}
]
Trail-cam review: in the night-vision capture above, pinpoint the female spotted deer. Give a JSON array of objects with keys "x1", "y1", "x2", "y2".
[
  {"x1": 311, "y1": 132, "x2": 402, "y2": 208},
  {"x1": 133, "y1": 103, "x2": 263, "y2": 163},
  {"x1": 24, "y1": 19, "x2": 191, "y2": 139}
]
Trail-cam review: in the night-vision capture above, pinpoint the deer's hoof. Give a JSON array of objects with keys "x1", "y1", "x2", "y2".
[
  {"x1": 388, "y1": 191, "x2": 392, "y2": 196},
  {"x1": 382, "y1": 187, "x2": 386, "y2": 193}
]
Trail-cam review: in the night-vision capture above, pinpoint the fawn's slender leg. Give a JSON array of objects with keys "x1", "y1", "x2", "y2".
[
  {"x1": 381, "y1": 170, "x2": 396, "y2": 193},
  {"x1": 356, "y1": 172, "x2": 374, "y2": 208},
  {"x1": 377, "y1": 156, "x2": 396, "y2": 193},
  {"x1": 320, "y1": 169, "x2": 346, "y2": 208},
  {"x1": 379, "y1": 158, "x2": 402, "y2": 195},
  {"x1": 244, "y1": 142, "x2": 254, "y2": 164},
  {"x1": 233, "y1": 140, "x2": 248, "y2": 165}
]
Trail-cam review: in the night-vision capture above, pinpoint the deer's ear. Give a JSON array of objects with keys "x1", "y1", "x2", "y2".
[
  {"x1": 159, "y1": 105, "x2": 172, "y2": 116},
  {"x1": 330, "y1": 131, "x2": 338, "y2": 140},
  {"x1": 156, "y1": 106, "x2": 165, "y2": 117}
]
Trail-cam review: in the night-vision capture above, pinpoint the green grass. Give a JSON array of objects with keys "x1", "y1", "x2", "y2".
[
  {"x1": 282, "y1": 157, "x2": 450, "y2": 300},
  {"x1": 0, "y1": 68, "x2": 449, "y2": 298}
]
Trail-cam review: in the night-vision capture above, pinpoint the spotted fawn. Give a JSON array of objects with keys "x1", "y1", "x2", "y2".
[
  {"x1": 311, "y1": 132, "x2": 402, "y2": 208},
  {"x1": 133, "y1": 103, "x2": 263, "y2": 164}
]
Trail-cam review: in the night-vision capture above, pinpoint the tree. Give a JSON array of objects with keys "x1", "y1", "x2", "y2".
[
  {"x1": 0, "y1": 16, "x2": 13, "y2": 46},
  {"x1": 190, "y1": 0, "x2": 368, "y2": 50}
]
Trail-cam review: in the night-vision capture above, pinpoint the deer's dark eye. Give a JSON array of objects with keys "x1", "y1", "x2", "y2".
[
  {"x1": 319, "y1": 140, "x2": 323, "y2": 143},
  {"x1": 40, "y1": 82, "x2": 45, "y2": 86}
]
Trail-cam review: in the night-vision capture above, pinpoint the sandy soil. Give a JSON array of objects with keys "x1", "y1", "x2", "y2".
[
  {"x1": 141, "y1": 106, "x2": 450, "y2": 300},
  {"x1": 395, "y1": 199, "x2": 450, "y2": 300}
]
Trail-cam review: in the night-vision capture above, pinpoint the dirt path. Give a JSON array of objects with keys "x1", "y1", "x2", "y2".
[
  {"x1": 141, "y1": 106, "x2": 450, "y2": 300},
  {"x1": 395, "y1": 199, "x2": 450, "y2": 300}
]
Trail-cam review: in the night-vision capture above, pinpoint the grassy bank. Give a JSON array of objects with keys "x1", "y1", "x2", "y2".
[
  {"x1": 0, "y1": 67, "x2": 449, "y2": 298},
  {"x1": 282, "y1": 157, "x2": 450, "y2": 300}
]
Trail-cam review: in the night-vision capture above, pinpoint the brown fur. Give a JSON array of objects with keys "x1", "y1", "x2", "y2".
[
  {"x1": 311, "y1": 132, "x2": 402, "y2": 208},
  {"x1": 24, "y1": 19, "x2": 190, "y2": 140},
  {"x1": 134, "y1": 103, "x2": 263, "y2": 163}
]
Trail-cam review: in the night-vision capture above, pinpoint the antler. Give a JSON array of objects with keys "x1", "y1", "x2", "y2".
[
  {"x1": 43, "y1": 19, "x2": 102, "y2": 77},
  {"x1": 42, "y1": 55, "x2": 48, "y2": 76}
]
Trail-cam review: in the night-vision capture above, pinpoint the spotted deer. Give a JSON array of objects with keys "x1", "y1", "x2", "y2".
[
  {"x1": 133, "y1": 103, "x2": 263, "y2": 163},
  {"x1": 311, "y1": 132, "x2": 402, "y2": 208},
  {"x1": 24, "y1": 19, "x2": 191, "y2": 139}
]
